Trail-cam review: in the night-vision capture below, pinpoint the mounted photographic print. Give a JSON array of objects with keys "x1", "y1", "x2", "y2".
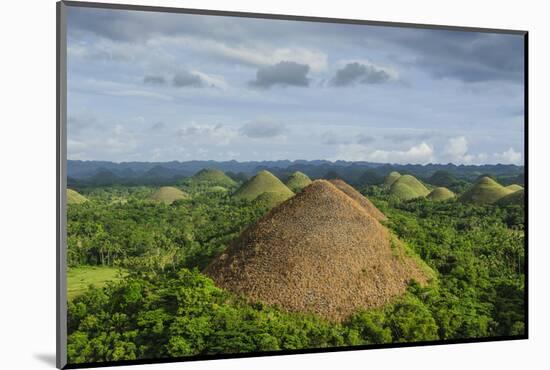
[{"x1": 56, "y1": 1, "x2": 528, "y2": 368}]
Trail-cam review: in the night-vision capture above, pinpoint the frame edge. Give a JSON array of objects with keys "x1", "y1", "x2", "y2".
[{"x1": 57, "y1": 1, "x2": 68, "y2": 368}]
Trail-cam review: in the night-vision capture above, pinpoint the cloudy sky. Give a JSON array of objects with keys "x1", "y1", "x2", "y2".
[{"x1": 67, "y1": 6, "x2": 525, "y2": 165}]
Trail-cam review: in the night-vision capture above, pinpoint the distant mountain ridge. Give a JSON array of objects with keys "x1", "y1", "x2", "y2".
[{"x1": 67, "y1": 159, "x2": 524, "y2": 187}]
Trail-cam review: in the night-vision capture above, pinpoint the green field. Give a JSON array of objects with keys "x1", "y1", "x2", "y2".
[{"x1": 67, "y1": 266, "x2": 126, "y2": 300}]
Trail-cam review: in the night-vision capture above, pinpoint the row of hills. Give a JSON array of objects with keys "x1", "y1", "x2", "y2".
[
  {"x1": 67, "y1": 159, "x2": 523, "y2": 188},
  {"x1": 68, "y1": 168, "x2": 524, "y2": 207}
]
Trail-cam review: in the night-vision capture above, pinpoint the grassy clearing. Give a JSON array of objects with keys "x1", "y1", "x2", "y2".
[{"x1": 67, "y1": 266, "x2": 127, "y2": 300}]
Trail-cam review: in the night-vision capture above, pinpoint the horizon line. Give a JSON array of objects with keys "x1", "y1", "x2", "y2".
[{"x1": 67, "y1": 158, "x2": 524, "y2": 167}]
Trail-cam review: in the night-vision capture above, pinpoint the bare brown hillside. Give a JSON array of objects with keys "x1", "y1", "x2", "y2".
[
  {"x1": 204, "y1": 180, "x2": 430, "y2": 321},
  {"x1": 328, "y1": 179, "x2": 387, "y2": 221}
]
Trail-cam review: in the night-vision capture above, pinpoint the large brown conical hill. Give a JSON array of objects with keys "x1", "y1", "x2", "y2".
[
  {"x1": 328, "y1": 179, "x2": 387, "y2": 221},
  {"x1": 204, "y1": 180, "x2": 430, "y2": 321}
]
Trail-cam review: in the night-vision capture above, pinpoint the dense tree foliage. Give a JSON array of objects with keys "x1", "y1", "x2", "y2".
[
  {"x1": 67, "y1": 189, "x2": 265, "y2": 270},
  {"x1": 381, "y1": 198, "x2": 525, "y2": 338},
  {"x1": 67, "y1": 183, "x2": 525, "y2": 364}
]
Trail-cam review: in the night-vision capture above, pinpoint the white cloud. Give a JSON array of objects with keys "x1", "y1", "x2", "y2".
[
  {"x1": 445, "y1": 136, "x2": 469, "y2": 161},
  {"x1": 106, "y1": 89, "x2": 173, "y2": 101},
  {"x1": 494, "y1": 147, "x2": 522, "y2": 164},
  {"x1": 154, "y1": 36, "x2": 328, "y2": 73},
  {"x1": 333, "y1": 142, "x2": 434, "y2": 164},
  {"x1": 240, "y1": 120, "x2": 286, "y2": 138},
  {"x1": 79, "y1": 79, "x2": 173, "y2": 101},
  {"x1": 67, "y1": 139, "x2": 88, "y2": 152},
  {"x1": 321, "y1": 131, "x2": 351, "y2": 145},
  {"x1": 177, "y1": 123, "x2": 237, "y2": 146},
  {"x1": 190, "y1": 71, "x2": 228, "y2": 90},
  {"x1": 207, "y1": 42, "x2": 328, "y2": 73},
  {"x1": 443, "y1": 136, "x2": 496, "y2": 164},
  {"x1": 477, "y1": 152, "x2": 489, "y2": 162},
  {"x1": 69, "y1": 38, "x2": 176, "y2": 70},
  {"x1": 335, "y1": 59, "x2": 400, "y2": 81}
]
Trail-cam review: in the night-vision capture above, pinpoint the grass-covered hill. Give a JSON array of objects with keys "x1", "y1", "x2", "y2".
[
  {"x1": 497, "y1": 189, "x2": 525, "y2": 206},
  {"x1": 150, "y1": 186, "x2": 188, "y2": 204},
  {"x1": 505, "y1": 184, "x2": 524, "y2": 192},
  {"x1": 233, "y1": 170, "x2": 294, "y2": 203},
  {"x1": 190, "y1": 168, "x2": 236, "y2": 187},
  {"x1": 206, "y1": 180, "x2": 431, "y2": 322},
  {"x1": 459, "y1": 177, "x2": 513, "y2": 204},
  {"x1": 67, "y1": 189, "x2": 88, "y2": 205},
  {"x1": 427, "y1": 187, "x2": 455, "y2": 201},
  {"x1": 389, "y1": 174, "x2": 430, "y2": 200},
  {"x1": 285, "y1": 171, "x2": 312, "y2": 192},
  {"x1": 384, "y1": 171, "x2": 401, "y2": 186},
  {"x1": 254, "y1": 191, "x2": 293, "y2": 208}
]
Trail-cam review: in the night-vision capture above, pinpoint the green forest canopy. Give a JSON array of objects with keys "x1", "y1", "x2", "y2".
[{"x1": 66, "y1": 173, "x2": 525, "y2": 364}]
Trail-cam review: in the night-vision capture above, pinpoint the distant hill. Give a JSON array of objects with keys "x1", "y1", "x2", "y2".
[
  {"x1": 150, "y1": 186, "x2": 188, "y2": 204},
  {"x1": 68, "y1": 160, "x2": 524, "y2": 187},
  {"x1": 427, "y1": 187, "x2": 455, "y2": 201},
  {"x1": 143, "y1": 165, "x2": 178, "y2": 179},
  {"x1": 498, "y1": 173, "x2": 525, "y2": 186},
  {"x1": 459, "y1": 177, "x2": 513, "y2": 204},
  {"x1": 88, "y1": 169, "x2": 119, "y2": 186},
  {"x1": 390, "y1": 175, "x2": 430, "y2": 200},
  {"x1": 427, "y1": 170, "x2": 457, "y2": 187},
  {"x1": 384, "y1": 171, "x2": 401, "y2": 186},
  {"x1": 496, "y1": 189, "x2": 525, "y2": 206},
  {"x1": 233, "y1": 170, "x2": 294, "y2": 204},
  {"x1": 67, "y1": 189, "x2": 87, "y2": 205},
  {"x1": 225, "y1": 171, "x2": 249, "y2": 183},
  {"x1": 285, "y1": 171, "x2": 312, "y2": 192},
  {"x1": 505, "y1": 184, "x2": 524, "y2": 192},
  {"x1": 358, "y1": 169, "x2": 383, "y2": 185},
  {"x1": 190, "y1": 168, "x2": 236, "y2": 187},
  {"x1": 205, "y1": 180, "x2": 431, "y2": 322},
  {"x1": 328, "y1": 179, "x2": 387, "y2": 221},
  {"x1": 323, "y1": 170, "x2": 341, "y2": 180}
]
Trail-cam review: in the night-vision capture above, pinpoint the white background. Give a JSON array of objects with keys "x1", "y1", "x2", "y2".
[{"x1": 0, "y1": 0, "x2": 547, "y2": 369}]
